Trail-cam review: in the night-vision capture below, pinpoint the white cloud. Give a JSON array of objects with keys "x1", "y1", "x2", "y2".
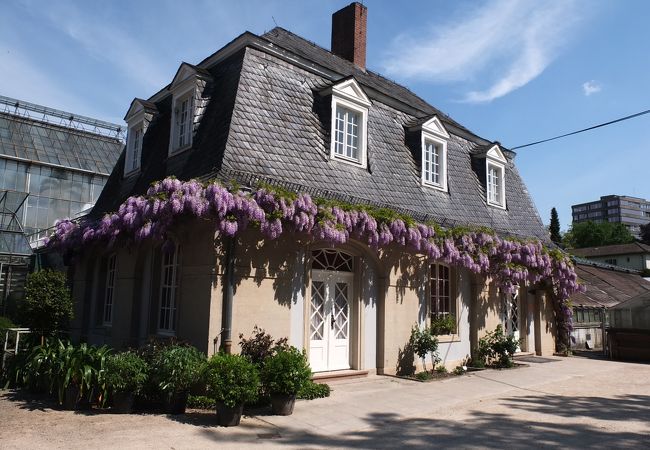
[
  {"x1": 582, "y1": 80, "x2": 602, "y2": 96},
  {"x1": 382, "y1": 0, "x2": 584, "y2": 103}
]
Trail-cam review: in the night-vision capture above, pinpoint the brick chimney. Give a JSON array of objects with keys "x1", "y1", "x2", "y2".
[{"x1": 331, "y1": 2, "x2": 367, "y2": 70}]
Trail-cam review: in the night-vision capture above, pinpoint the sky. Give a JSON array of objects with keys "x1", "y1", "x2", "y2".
[{"x1": 1, "y1": 0, "x2": 649, "y2": 231}]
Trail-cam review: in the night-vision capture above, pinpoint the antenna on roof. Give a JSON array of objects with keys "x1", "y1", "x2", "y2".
[{"x1": 272, "y1": 16, "x2": 278, "y2": 27}]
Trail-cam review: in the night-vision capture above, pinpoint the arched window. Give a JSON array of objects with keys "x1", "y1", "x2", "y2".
[
  {"x1": 312, "y1": 249, "x2": 354, "y2": 272},
  {"x1": 158, "y1": 242, "x2": 181, "y2": 334}
]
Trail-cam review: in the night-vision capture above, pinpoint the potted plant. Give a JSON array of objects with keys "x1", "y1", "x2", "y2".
[
  {"x1": 430, "y1": 314, "x2": 456, "y2": 336},
  {"x1": 60, "y1": 342, "x2": 110, "y2": 410},
  {"x1": 152, "y1": 345, "x2": 205, "y2": 414},
  {"x1": 203, "y1": 353, "x2": 259, "y2": 426},
  {"x1": 104, "y1": 351, "x2": 148, "y2": 413},
  {"x1": 261, "y1": 347, "x2": 312, "y2": 415}
]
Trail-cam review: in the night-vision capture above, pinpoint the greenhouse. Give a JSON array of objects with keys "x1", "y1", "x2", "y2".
[{"x1": 607, "y1": 291, "x2": 650, "y2": 361}]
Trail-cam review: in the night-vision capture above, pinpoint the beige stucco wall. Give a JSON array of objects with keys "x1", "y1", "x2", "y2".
[
  {"x1": 70, "y1": 222, "x2": 560, "y2": 367},
  {"x1": 228, "y1": 230, "x2": 304, "y2": 354}
]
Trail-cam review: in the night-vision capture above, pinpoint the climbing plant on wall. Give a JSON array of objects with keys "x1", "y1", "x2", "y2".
[{"x1": 47, "y1": 177, "x2": 583, "y2": 349}]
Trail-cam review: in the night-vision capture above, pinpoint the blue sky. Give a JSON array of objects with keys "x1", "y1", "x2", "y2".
[{"x1": 1, "y1": 0, "x2": 649, "y2": 231}]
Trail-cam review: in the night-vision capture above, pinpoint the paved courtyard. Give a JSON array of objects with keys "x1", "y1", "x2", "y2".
[{"x1": 1, "y1": 355, "x2": 649, "y2": 449}]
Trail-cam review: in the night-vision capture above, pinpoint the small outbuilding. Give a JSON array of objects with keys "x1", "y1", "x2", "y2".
[{"x1": 607, "y1": 291, "x2": 650, "y2": 361}]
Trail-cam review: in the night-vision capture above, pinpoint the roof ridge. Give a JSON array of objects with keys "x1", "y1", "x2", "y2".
[{"x1": 260, "y1": 27, "x2": 472, "y2": 133}]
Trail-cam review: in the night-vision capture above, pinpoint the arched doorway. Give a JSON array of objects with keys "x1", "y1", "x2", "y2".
[{"x1": 309, "y1": 249, "x2": 354, "y2": 372}]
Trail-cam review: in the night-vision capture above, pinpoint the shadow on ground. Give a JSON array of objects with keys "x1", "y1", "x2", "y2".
[
  {"x1": 1, "y1": 390, "x2": 59, "y2": 412},
  {"x1": 195, "y1": 394, "x2": 650, "y2": 448}
]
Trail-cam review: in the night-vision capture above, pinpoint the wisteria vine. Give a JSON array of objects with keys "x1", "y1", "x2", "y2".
[{"x1": 48, "y1": 177, "x2": 583, "y2": 350}]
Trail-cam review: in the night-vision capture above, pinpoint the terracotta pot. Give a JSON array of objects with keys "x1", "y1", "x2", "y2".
[
  {"x1": 165, "y1": 391, "x2": 189, "y2": 415},
  {"x1": 112, "y1": 392, "x2": 135, "y2": 414},
  {"x1": 270, "y1": 393, "x2": 296, "y2": 416},
  {"x1": 216, "y1": 401, "x2": 244, "y2": 427}
]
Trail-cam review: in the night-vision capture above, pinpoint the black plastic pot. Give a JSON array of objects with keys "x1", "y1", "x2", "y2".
[
  {"x1": 112, "y1": 392, "x2": 135, "y2": 414},
  {"x1": 165, "y1": 391, "x2": 189, "y2": 415},
  {"x1": 270, "y1": 393, "x2": 296, "y2": 416},
  {"x1": 63, "y1": 384, "x2": 91, "y2": 411},
  {"x1": 216, "y1": 401, "x2": 244, "y2": 427}
]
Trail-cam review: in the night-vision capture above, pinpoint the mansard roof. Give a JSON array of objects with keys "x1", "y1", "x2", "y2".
[{"x1": 91, "y1": 27, "x2": 548, "y2": 241}]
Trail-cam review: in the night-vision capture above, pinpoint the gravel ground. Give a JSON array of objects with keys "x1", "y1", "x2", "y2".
[{"x1": 1, "y1": 355, "x2": 649, "y2": 449}]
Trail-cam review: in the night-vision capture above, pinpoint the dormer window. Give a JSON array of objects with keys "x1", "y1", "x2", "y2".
[
  {"x1": 423, "y1": 139, "x2": 442, "y2": 185},
  {"x1": 322, "y1": 78, "x2": 370, "y2": 168},
  {"x1": 334, "y1": 105, "x2": 361, "y2": 161},
  {"x1": 167, "y1": 62, "x2": 212, "y2": 156},
  {"x1": 123, "y1": 98, "x2": 157, "y2": 177},
  {"x1": 172, "y1": 92, "x2": 193, "y2": 152},
  {"x1": 487, "y1": 163, "x2": 503, "y2": 206},
  {"x1": 126, "y1": 124, "x2": 143, "y2": 173},
  {"x1": 409, "y1": 115, "x2": 449, "y2": 192},
  {"x1": 483, "y1": 144, "x2": 507, "y2": 209}
]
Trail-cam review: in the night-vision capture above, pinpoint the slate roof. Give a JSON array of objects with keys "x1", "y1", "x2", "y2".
[
  {"x1": 0, "y1": 112, "x2": 123, "y2": 175},
  {"x1": 570, "y1": 243, "x2": 650, "y2": 258},
  {"x1": 571, "y1": 258, "x2": 650, "y2": 308},
  {"x1": 91, "y1": 27, "x2": 548, "y2": 241}
]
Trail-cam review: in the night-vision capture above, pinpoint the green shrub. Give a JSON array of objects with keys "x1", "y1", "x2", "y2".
[
  {"x1": 238, "y1": 326, "x2": 289, "y2": 367},
  {"x1": 19, "y1": 270, "x2": 73, "y2": 336},
  {"x1": 415, "y1": 371, "x2": 432, "y2": 381},
  {"x1": 104, "y1": 351, "x2": 148, "y2": 395},
  {"x1": 7, "y1": 339, "x2": 110, "y2": 404},
  {"x1": 58, "y1": 341, "x2": 111, "y2": 405},
  {"x1": 410, "y1": 326, "x2": 440, "y2": 371},
  {"x1": 187, "y1": 394, "x2": 216, "y2": 409},
  {"x1": 430, "y1": 315, "x2": 456, "y2": 336},
  {"x1": 296, "y1": 381, "x2": 330, "y2": 400},
  {"x1": 203, "y1": 353, "x2": 259, "y2": 408},
  {"x1": 453, "y1": 365, "x2": 466, "y2": 375},
  {"x1": 261, "y1": 347, "x2": 312, "y2": 396},
  {"x1": 477, "y1": 325, "x2": 519, "y2": 368},
  {"x1": 435, "y1": 365, "x2": 448, "y2": 374},
  {"x1": 151, "y1": 345, "x2": 205, "y2": 396}
]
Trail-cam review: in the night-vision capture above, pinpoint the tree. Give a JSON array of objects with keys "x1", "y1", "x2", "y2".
[
  {"x1": 19, "y1": 269, "x2": 73, "y2": 336},
  {"x1": 640, "y1": 222, "x2": 650, "y2": 245},
  {"x1": 549, "y1": 207, "x2": 561, "y2": 244},
  {"x1": 563, "y1": 221, "x2": 636, "y2": 249}
]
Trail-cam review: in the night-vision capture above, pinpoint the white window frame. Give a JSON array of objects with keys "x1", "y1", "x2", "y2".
[
  {"x1": 486, "y1": 161, "x2": 506, "y2": 209},
  {"x1": 125, "y1": 122, "x2": 144, "y2": 175},
  {"x1": 429, "y1": 263, "x2": 457, "y2": 335},
  {"x1": 103, "y1": 254, "x2": 117, "y2": 326},
  {"x1": 482, "y1": 144, "x2": 507, "y2": 209},
  {"x1": 421, "y1": 132, "x2": 448, "y2": 191},
  {"x1": 327, "y1": 78, "x2": 370, "y2": 168},
  {"x1": 169, "y1": 85, "x2": 195, "y2": 156},
  {"x1": 157, "y1": 242, "x2": 181, "y2": 335},
  {"x1": 330, "y1": 97, "x2": 368, "y2": 167}
]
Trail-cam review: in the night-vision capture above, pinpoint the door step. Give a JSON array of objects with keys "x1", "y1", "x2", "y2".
[
  {"x1": 513, "y1": 351, "x2": 536, "y2": 358},
  {"x1": 312, "y1": 369, "x2": 369, "y2": 383}
]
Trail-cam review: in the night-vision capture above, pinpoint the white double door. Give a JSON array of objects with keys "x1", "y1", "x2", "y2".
[{"x1": 309, "y1": 271, "x2": 352, "y2": 372}]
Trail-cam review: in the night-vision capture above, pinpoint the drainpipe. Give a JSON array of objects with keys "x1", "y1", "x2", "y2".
[{"x1": 220, "y1": 236, "x2": 236, "y2": 354}]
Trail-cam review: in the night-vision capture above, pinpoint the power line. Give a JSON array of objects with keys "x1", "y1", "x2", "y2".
[{"x1": 511, "y1": 108, "x2": 650, "y2": 150}]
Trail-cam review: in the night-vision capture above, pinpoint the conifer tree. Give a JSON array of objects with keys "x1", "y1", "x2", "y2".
[{"x1": 549, "y1": 207, "x2": 562, "y2": 244}]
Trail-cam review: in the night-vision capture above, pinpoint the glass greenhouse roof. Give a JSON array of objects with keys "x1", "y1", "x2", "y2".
[{"x1": 0, "y1": 111, "x2": 123, "y2": 175}]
